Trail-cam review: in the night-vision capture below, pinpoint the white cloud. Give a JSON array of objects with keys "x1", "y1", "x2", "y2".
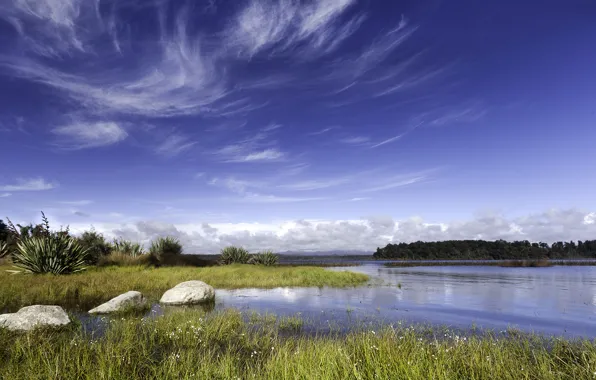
[
  {"x1": 225, "y1": 0, "x2": 359, "y2": 58},
  {"x1": 0, "y1": 193, "x2": 12, "y2": 198},
  {"x1": 52, "y1": 121, "x2": 127, "y2": 149},
  {"x1": 67, "y1": 208, "x2": 596, "y2": 253},
  {"x1": 0, "y1": 178, "x2": 56, "y2": 191},
  {"x1": 360, "y1": 175, "x2": 426, "y2": 193},
  {"x1": 155, "y1": 134, "x2": 196, "y2": 157},
  {"x1": 240, "y1": 149, "x2": 285, "y2": 162},
  {"x1": 278, "y1": 177, "x2": 351, "y2": 191}
]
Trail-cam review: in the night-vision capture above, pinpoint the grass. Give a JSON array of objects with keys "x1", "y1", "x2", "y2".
[
  {"x1": 0, "y1": 309, "x2": 595, "y2": 379},
  {"x1": 0, "y1": 264, "x2": 368, "y2": 312}
]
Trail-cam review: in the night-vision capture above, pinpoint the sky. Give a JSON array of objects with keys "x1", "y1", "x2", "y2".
[{"x1": 0, "y1": 0, "x2": 595, "y2": 253}]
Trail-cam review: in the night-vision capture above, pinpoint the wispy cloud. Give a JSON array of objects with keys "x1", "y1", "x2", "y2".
[
  {"x1": 0, "y1": 193, "x2": 12, "y2": 198},
  {"x1": 360, "y1": 174, "x2": 427, "y2": 193},
  {"x1": 369, "y1": 134, "x2": 404, "y2": 148},
  {"x1": 236, "y1": 194, "x2": 326, "y2": 203},
  {"x1": 350, "y1": 197, "x2": 370, "y2": 201},
  {"x1": 240, "y1": 148, "x2": 285, "y2": 162},
  {"x1": 58, "y1": 200, "x2": 93, "y2": 206},
  {"x1": 339, "y1": 136, "x2": 370, "y2": 145},
  {"x1": 0, "y1": 177, "x2": 57, "y2": 191},
  {"x1": 225, "y1": 0, "x2": 360, "y2": 58},
  {"x1": 308, "y1": 127, "x2": 337, "y2": 136},
  {"x1": 52, "y1": 121, "x2": 127, "y2": 149},
  {"x1": 155, "y1": 134, "x2": 197, "y2": 157},
  {"x1": 278, "y1": 177, "x2": 351, "y2": 191}
]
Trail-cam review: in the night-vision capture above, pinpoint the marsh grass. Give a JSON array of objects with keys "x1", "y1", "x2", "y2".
[
  {"x1": 0, "y1": 309, "x2": 594, "y2": 379},
  {"x1": 0, "y1": 264, "x2": 368, "y2": 312}
]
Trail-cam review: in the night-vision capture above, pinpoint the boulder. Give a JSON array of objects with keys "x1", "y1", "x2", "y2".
[
  {"x1": 0, "y1": 305, "x2": 71, "y2": 331},
  {"x1": 160, "y1": 280, "x2": 215, "y2": 305},
  {"x1": 89, "y1": 291, "x2": 147, "y2": 314}
]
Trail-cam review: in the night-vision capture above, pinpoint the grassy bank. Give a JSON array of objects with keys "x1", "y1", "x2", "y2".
[
  {"x1": 1, "y1": 309, "x2": 594, "y2": 379},
  {"x1": 0, "y1": 265, "x2": 368, "y2": 312}
]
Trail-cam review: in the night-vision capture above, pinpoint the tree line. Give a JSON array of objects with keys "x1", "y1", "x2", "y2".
[{"x1": 373, "y1": 239, "x2": 596, "y2": 260}]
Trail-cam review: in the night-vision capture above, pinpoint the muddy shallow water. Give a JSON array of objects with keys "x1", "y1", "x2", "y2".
[{"x1": 81, "y1": 263, "x2": 596, "y2": 338}]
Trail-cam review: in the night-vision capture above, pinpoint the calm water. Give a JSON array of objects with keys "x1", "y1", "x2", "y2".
[
  {"x1": 82, "y1": 263, "x2": 596, "y2": 338},
  {"x1": 195, "y1": 264, "x2": 596, "y2": 338}
]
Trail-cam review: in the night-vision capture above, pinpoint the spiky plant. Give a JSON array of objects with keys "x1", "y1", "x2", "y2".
[
  {"x1": 149, "y1": 236, "x2": 182, "y2": 265},
  {"x1": 11, "y1": 234, "x2": 89, "y2": 274},
  {"x1": 0, "y1": 240, "x2": 9, "y2": 259},
  {"x1": 249, "y1": 250, "x2": 279, "y2": 266},
  {"x1": 112, "y1": 238, "x2": 144, "y2": 257},
  {"x1": 219, "y1": 246, "x2": 250, "y2": 265}
]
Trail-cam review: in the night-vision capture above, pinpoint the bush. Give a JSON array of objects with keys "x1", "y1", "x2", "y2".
[
  {"x1": 149, "y1": 236, "x2": 183, "y2": 265},
  {"x1": 249, "y1": 250, "x2": 279, "y2": 266},
  {"x1": 12, "y1": 234, "x2": 89, "y2": 274},
  {"x1": 219, "y1": 246, "x2": 250, "y2": 265},
  {"x1": 112, "y1": 238, "x2": 144, "y2": 257},
  {"x1": 97, "y1": 251, "x2": 153, "y2": 267},
  {"x1": 77, "y1": 229, "x2": 112, "y2": 264}
]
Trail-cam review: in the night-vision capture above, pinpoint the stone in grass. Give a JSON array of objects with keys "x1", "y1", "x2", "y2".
[
  {"x1": 0, "y1": 305, "x2": 71, "y2": 331},
  {"x1": 160, "y1": 281, "x2": 215, "y2": 305},
  {"x1": 89, "y1": 291, "x2": 148, "y2": 314}
]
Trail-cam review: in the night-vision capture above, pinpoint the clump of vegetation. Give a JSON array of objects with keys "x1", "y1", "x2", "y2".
[
  {"x1": 112, "y1": 238, "x2": 144, "y2": 257},
  {"x1": 77, "y1": 229, "x2": 112, "y2": 264},
  {"x1": 219, "y1": 246, "x2": 250, "y2": 264},
  {"x1": 249, "y1": 250, "x2": 279, "y2": 266},
  {"x1": 7, "y1": 212, "x2": 89, "y2": 275},
  {"x1": 149, "y1": 236, "x2": 182, "y2": 265}
]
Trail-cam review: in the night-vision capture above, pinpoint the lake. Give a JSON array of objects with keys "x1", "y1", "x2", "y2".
[{"x1": 177, "y1": 263, "x2": 596, "y2": 338}]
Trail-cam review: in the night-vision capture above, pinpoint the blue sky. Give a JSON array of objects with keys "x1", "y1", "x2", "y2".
[{"x1": 0, "y1": 0, "x2": 595, "y2": 252}]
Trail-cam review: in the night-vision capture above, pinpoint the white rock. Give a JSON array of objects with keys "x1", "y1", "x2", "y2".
[
  {"x1": 160, "y1": 280, "x2": 215, "y2": 305},
  {"x1": 0, "y1": 305, "x2": 71, "y2": 331},
  {"x1": 89, "y1": 291, "x2": 147, "y2": 314}
]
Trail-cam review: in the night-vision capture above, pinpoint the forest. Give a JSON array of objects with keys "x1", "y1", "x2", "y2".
[{"x1": 374, "y1": 239, "x2": 596, "y2": 260}]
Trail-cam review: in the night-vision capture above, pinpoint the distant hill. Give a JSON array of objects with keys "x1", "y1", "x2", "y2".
[{"x1": 278, "y1": 250, "x2": 371, "y2": 256}]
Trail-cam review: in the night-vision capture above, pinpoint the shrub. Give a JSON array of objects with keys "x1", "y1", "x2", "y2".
[
  {"x1": 97, "y1": 251, "x2": 153, "y2": 267},
  {"x1": 219, "y1": 246, "x2": 250, "y2": 265},
  {"x1": 77, "y1": 229, "x2": 112, "y2": 264},
  {"x1": 12, "y1": 234, "x2": 89, "y2": 274},
  {"x1": 149, "y1": 236, "x2": 183, "y2": 265},
  {"x1": 249, "y1": 250, "x2": 279, "y2": 266},
  {"x1": 112, "y1": 238, "x2": 144, "y2": 257}
]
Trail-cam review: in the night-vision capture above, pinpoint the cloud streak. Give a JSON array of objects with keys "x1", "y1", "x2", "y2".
[
  {"x1": 0, "y1": 177, "x2": 56, "y2": 191},
  {"x1": 52, "y1": 121, "x2": 127, "y2": 149}
]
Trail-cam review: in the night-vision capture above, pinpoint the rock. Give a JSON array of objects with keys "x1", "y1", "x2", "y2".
[
  {"x1": 160, "y1": 280, "x2": 215, "y2": 305},
  {"x1": 0, "y1": 305, "x2": 71, "y2": 331},
  {"x1": 89, "y1": 291, "x2": 147, "y2": 314}
]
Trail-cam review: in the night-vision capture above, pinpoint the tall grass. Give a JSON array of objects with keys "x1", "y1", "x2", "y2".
[
  {"x1": 0, "y1": 264, "x2": 368, "y2": 312},
  {"x1": 0, "y1": 309, "x2": 594, "y2": 379}
]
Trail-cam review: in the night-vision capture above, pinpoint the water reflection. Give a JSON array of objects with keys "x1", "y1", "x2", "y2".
[{"x1": 206, "y1": 264, "x2": 596, "y2": 338}]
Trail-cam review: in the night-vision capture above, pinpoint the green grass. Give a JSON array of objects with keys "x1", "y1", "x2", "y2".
[
  {"x1": 0, "y1": 309, "x2": 594, "y2": 379},
  {"x1": 0, "y1": 264, "x2": 368, "y2": 312}
]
